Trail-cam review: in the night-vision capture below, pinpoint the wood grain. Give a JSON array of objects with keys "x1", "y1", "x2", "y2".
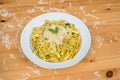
[{"x1": 0, "y1": 0, "x2": 120, "y2": 80}]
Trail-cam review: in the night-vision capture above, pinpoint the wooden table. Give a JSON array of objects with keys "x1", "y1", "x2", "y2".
[{"x1": 0, "y1": 0, "x2": 120, "y2": 80}]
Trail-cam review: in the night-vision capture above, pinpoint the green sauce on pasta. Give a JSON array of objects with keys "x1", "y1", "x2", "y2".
[{"x1": 30, "y1": 20, "x2": 81, "y2": 62}]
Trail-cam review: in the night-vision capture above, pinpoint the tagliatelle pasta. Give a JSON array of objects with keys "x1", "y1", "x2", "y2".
[{"x1": 30, "y1": 20, "x2": 81, "y2": 62}]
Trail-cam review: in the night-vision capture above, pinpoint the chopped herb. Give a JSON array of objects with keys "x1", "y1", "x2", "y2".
[
  {"x1": 48, "y1": 27, "x2": 59, "y2": 34},
  {"x1": 65, "y1": 23, "x2": 70, "y2": 26},
  {"x1": 45, "y1": 55, "x2": 50, "y2": 59}
]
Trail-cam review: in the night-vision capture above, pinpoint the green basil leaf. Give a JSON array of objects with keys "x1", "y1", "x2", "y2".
[{"x1": 48, "y1": 27, "x2": 59, "y2": 34}]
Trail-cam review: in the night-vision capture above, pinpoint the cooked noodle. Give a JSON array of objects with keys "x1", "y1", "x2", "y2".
[{"x1": 30, "y1": 20, "x2": 81, "y2": 62}]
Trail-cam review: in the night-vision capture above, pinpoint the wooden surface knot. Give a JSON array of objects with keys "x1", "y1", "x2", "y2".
[
  {"x1": 106, "y1": 70, "x2": 113, "y2": 78},
  {"x1": 0, "y1": 19, "x2": 6, "y2": 22}
]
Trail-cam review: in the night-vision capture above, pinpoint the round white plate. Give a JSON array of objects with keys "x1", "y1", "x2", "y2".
[{"x1": 20, "y1": 12, "x2": 91, "y2": 69}]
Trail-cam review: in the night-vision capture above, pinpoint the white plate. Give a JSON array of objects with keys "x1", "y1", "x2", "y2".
[{"x1": 20, "y1": 12, "x2": 91, "y2": 69}]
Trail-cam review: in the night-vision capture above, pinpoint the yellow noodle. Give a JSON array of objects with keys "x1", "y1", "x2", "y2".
[{"x1": 30, "y1": 20, "x2": 81, "y2": 62}]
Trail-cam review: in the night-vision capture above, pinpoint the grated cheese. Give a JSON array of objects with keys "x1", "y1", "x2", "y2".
[
  {"x1": 49, "y1": 7, "x2": 66, "y2": 12},
  {"x1": 92, "y1": 10, "x2": 97, "y2": 13},
  {"x1": 54, "y1": 70, "x2": 58, "y2": 74},
  {"x1": 26, "y1": 9, "x2": 35, "y2": 13},
  {"x1": 106, "y1": 4, "x2": 111, "y2": 8},
  {"x1": 86, "y1": 13, "x2": 100, "y2": 20},
  {"x1": 51, "y1": 76, "x2": 55, "y2": 80},
  {"x1": 77, "y1": 78, "x2": 82, "y2": 80},
  {"x1": 10, "y1": 54, "x2": 16, "y2": 59},
  {"x1": 68, "y1": 2, "x2": 72, "y2": 7},
  {"x1": 38, "y1": 0, "x2": 48, "y2": 4},
  {"x1": 43, "y1": 25, "x2": 68, "y2": 46},
  {"x1": 1, "y1": 34, "x2": 11, "y2": 49},
  {"x1": 96, "y1": 35, "x2": 104, "y2": 48},
  {"x1": 3, "y1": 59, "x2": 6, "y2": 65},
  {"x1": 82, "y1": 18, "x2": 87, "y2": 23},
  {"x1": 7, "y1": 23, "x2": 15, "y2": 29},
  {"x1": 66, "y1": 75, "x2": 72, "y2": 80},
  {"x1": 93, "y1": 21, "x2": 101, "y2": 28},
  {"x1": 0, "y1": 8, "x2": 12, "y2": 17},
  {"x1": 26, "y1": 66, "x2": 40, "y2": 75},
  {"x1": 88, "y1": 0, "x2": 93, "y2": 3},
  {"x1": 16, "y1": 73, "x2": 31, "y2": 80},
  {"x1": 94, "y1": 71, "x2": 101, "y2": 78},
  {"x1": 59, "y1": 0, "x2": 64, "y2": 3},
  {"x1": 80, "y1": 6, "x2": 100, "y2": 20},
  {"x1": 33, "y1": 68, "x2": 40, "y2": 75},
  {"x1": 89, "y1": 48, "x2": 96, "y2": 55},
  {"x1": 79, "y1": 6, "x2": 86, "y2": 14}
]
